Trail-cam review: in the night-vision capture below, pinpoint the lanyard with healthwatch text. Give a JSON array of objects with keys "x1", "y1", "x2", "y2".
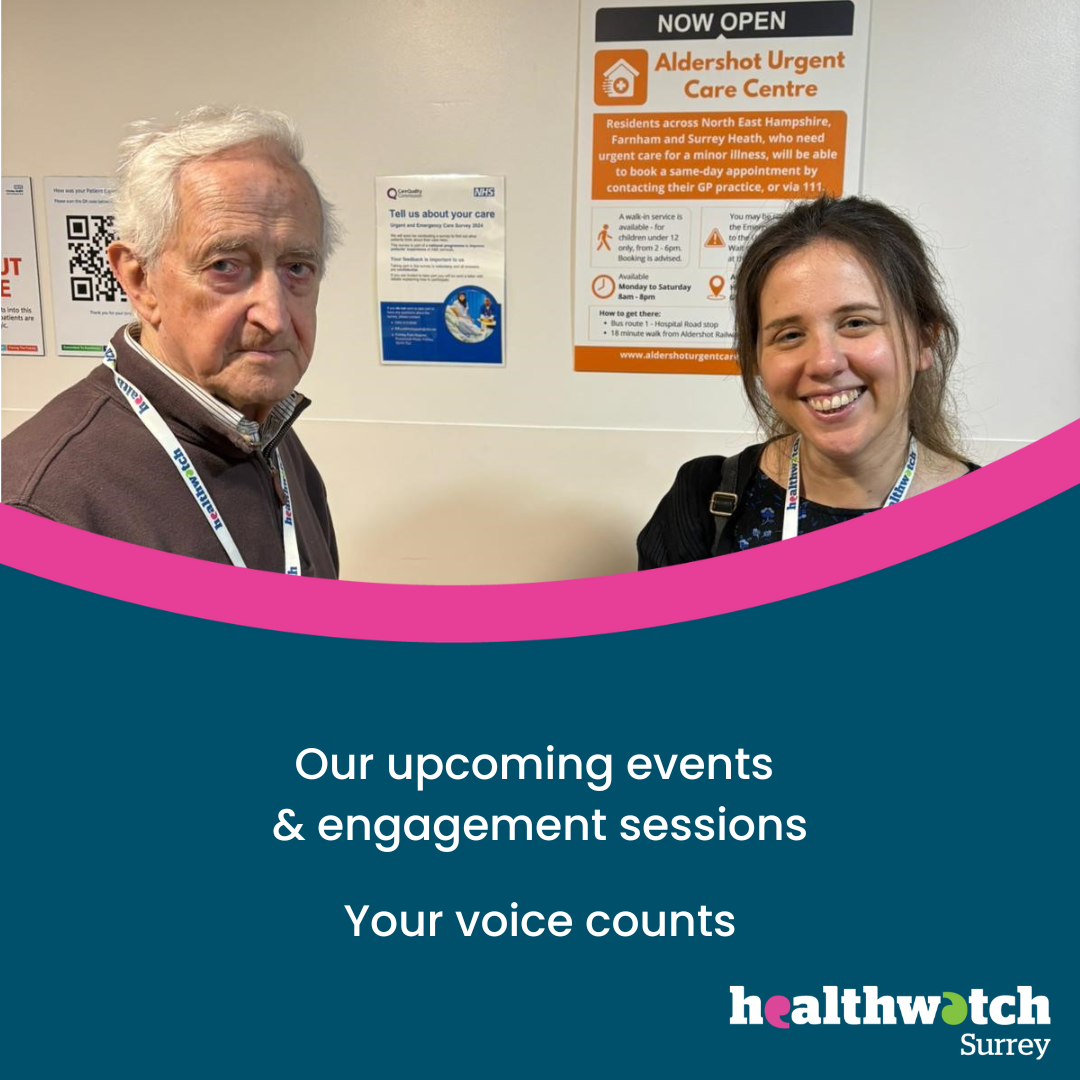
[
  {"x1": 102, "y1": 344, "x2": 301, "y2": 574},
  {"x1": 782, "y1": 434, "x2": 918, "y2": 542}
]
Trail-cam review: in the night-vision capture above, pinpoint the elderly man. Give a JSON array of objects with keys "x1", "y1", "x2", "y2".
[{"x1": 2, "y1": 106, "x2": 340, "y2": 577}]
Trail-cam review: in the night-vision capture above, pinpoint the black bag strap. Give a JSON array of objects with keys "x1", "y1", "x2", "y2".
[{"x1": 709, "y1": 443, "x2": 767, "y2": 557}]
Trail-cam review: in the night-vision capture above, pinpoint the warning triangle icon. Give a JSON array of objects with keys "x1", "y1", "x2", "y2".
[{"x1": 704, "y1": 228, "x2": 726, "y2": 248}]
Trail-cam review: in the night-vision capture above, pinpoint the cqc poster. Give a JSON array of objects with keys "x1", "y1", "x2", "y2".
[
  {"x1": 574, "y1": 0, "x2": 869, "y2": 374},
  {"x1": 376, "y1": 174, "x2": 505, "y2": 366},
  {"x1": 44, "y1": 176, "x2": 130, "y2": 356},
  {"x1": 1, "y1": 177, "x2": 45, "y2": 355}
]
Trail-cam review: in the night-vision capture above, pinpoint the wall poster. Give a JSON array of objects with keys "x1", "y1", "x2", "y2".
[
  {"x1": 44, "y1": 177, "x2": 130, "y2": 356},
  {"x1": 376, "y1": 175, "x2": 505, "y2": 366},
  {"x1": 574, "y1": 0, "x2": 869, "y2": 373},
  {"x1": 2, "y1": 177, "x2": 46, "y2": 356}
]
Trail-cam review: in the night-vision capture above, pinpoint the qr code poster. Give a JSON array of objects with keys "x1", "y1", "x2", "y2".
[{"x1": 45, "y1": 177, "x2": 131, "y2": 356}]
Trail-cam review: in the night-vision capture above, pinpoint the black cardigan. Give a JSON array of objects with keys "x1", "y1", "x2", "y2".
[
  {"x1": 638, "y1": 443, "x2": 979, "y2": 570},
  {"x1": 637, "y1": 444, "x2": 767, "y2": 569}
]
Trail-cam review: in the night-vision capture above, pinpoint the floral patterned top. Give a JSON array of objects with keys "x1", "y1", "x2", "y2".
[
  {"x1": 637, "y1": 448, "x2": 979, "y2": 569},
  {"x1": 732, "y1": 468, "x2": 872, "y2": 551}
]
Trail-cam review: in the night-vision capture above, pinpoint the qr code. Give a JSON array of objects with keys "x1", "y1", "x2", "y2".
[{"x1": 67, "y1": 214, "x2": 126, "y2": 304}]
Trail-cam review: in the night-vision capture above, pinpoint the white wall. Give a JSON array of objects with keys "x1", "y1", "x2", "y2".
[{"x1": 3, "y1": 0, "x2": 1078, "y2": 583}]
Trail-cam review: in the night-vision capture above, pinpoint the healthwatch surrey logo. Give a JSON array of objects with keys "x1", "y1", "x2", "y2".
[{"x1": 730, "y1": 986, "x2": 1051, "y2": 1059}]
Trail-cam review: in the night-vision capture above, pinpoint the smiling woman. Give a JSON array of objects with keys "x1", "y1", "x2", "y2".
[{"x1": 638, "y1": 195, "x2": 976, "y2": 569}]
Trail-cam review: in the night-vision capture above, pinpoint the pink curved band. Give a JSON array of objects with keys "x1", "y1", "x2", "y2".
[{"x1": 1, "y1": 420, "x2": 1076, "y2": 642}]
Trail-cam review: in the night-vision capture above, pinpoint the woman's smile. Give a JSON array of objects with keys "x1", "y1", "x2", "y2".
[{"x1": 803, "y1": 386, "x2": 866, "y2": 417}]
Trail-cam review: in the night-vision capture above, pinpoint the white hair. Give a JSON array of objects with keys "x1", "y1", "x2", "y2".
[{"x1": 113, "y1": 105, "x2": 342, "y2": 268}]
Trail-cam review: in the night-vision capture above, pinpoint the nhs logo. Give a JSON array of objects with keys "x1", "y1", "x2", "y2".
[{"x1": 473, "y1": 186, "x2": 495, "y2": 198}]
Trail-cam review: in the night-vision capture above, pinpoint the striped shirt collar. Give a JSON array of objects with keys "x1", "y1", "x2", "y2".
[{"x1": 123, "y1": 324, "x2": 301, "y2": 448}]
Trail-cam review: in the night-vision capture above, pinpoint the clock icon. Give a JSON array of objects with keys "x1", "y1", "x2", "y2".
[{"x1": 591, "y1": 274, "x2": 616, "y2": 300}]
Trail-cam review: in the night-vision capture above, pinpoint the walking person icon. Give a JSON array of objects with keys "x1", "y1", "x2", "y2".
[{"x1": 596, "y1": 224, "x2": 612, "y2": 251}]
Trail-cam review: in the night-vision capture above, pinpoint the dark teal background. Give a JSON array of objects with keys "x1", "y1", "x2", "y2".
[{"x1": 4, "y1": 486, "x2": 1076, "y2": 1078}]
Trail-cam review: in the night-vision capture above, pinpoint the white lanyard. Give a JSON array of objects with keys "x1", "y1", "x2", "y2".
[
  {"x1": 102, "y1": 343, "x2": 301, "y2": 574},
  {"x1": 782, "y1": 434, "x2": 918, "y2": 541}
]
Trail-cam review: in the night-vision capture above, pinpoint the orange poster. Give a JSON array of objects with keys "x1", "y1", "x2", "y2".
[{"x1": 574, "y1": 0, "x2": 870, "y2": 374}]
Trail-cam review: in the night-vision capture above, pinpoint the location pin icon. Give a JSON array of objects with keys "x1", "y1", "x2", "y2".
[{"x1": 709, "y1": 275, "x2": 726, "y2": 297}]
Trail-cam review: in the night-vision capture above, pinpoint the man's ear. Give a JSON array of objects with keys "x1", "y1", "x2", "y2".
[{"x1": 108, "y1": 242, "x2": 160, "y2": 327}]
